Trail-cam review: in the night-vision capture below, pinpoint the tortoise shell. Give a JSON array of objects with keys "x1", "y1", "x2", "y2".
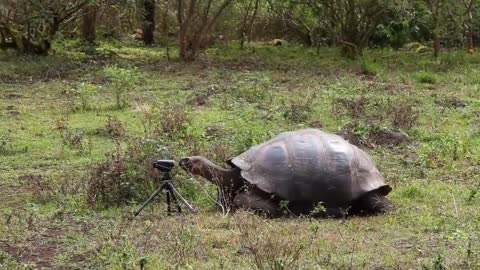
[{"x1": 230, "y1": 129, "x2": 391, "y2": 207}]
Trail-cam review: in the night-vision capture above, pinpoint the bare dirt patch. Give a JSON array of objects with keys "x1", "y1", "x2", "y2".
[
  {"x1": 368, "y1": 129, "x2": 410, "y2": 146},
  {"x1": 0, "y1": 227, "x2": 65, "y2": 268}
]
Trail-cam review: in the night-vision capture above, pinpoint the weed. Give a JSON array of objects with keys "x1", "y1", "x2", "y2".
[
  {"x1": 86, "y1": 151, "x2": 129, "y2": 207},
  {"x1": 398, "y1": 184, "x2": 425, "y2": 199},
  {"x1": 423, "y1": 253, "x2": 446, "y2": 270},
  {"x1": 235, "y1": 211, "x2": 317, "y2": 270},
  {"x1": 337, "y1": 96, "x2": 369, "y2": 120},
  {"x1": 56, "y1": 124, "x2": 92, "y2": 156},
  {"x1": 436, "y1": 96, "x2": 468, "y2": 110},
  {"x1": 392, "y1": 102, "x2": 419, "y2": 129},
  {"x1": 234, "y1": 74, "x2": 272, "y2": 103},
  {"x1": 466, "y1": 181, "x2": 480, "y2": 203},
  {"x1": 96, "y1": 115, "x2": 127, "y2": 138},
  {"x1": 74, "y1": 82, "x2": 98, "y2": 111}
]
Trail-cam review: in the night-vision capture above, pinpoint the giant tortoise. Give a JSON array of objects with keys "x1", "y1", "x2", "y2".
[{"x1": 179, "y1": 128, "x2": 393, "y2": 217}]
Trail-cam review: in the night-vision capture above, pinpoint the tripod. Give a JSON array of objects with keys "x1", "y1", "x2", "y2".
[{"x1": 133, "y1": 160, "x2": 197, "y2": 217}]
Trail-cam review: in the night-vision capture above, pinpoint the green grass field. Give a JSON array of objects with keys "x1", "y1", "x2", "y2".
[{"x1": 0, "y1": 41, "x2": 479, "y2": 269}]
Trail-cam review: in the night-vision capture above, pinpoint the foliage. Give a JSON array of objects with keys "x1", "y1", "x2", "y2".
[
  {"x1": 414, "y1": 71, "x2": 437, "y2": 84},
  {"x1": 0, "y1": 0, "x2": 87, "y2": 54},
  {"x1": 86, "y1": 138, "x2": 162, "y2": 208},
  {"x1": 0, "y1": 41, "x2": 479, "y2": 269}
]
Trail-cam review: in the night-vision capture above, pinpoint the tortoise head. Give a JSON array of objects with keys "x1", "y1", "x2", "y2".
[{"x1": 179, "y1": 156, "x2": 210, "y2": 176}]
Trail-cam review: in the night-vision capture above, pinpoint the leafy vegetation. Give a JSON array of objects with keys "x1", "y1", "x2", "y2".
[
  {"x1": 1, "y1": 0, "x2": 480, "y2": 268},
  {"x1": 0, "y1": 41, "x2": 479, "y2": 269}
]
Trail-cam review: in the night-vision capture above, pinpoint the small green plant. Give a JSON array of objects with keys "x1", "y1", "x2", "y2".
[
  {"x1": 0, "y1": 131, "x2": 28, "y2": 156},
  {"x1": 235, "y1": 211, "x2": 317, "y2": 270},
  {"x1": 415, "y1": 71, "x2": 437, "y2": 84},
  {"x1": 75, "y1": 82, "x2": 98, "y2": 111},
  {"x1": 283, "y1": 92, "x2": 317, "y2": 123},
  {"x1": 53, "y1": 117, "x2": 92, "y2": 155},
  {"x1": 103, "y1": 65, "x2": 140, "y2": 109},
  {"x1": 359, "y1": 57, "x2": 381, "y2": 76},
  {"x1": 235, "y1": 74, "x2": 272, "y2": 103}
]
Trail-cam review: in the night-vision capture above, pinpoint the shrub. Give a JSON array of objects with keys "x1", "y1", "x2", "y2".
[
  {"x1": 103, "y1": 65, "x2": 140, "y2": 109},
  {"x1": 156, "y1": 104, "x2": 190, "y2": 138},
  {"x1": 359, "y1": 57, "x2": 382, "y2": 76},
  {"x1": 75, "y1": 82, "x2": 98, "y2": 111},
  {"x1": 86, "y1": 138, "x2": 163, "y2": 208},
  {"x1": 95, "y1": 115, "x2": 127, "y2": 138}
]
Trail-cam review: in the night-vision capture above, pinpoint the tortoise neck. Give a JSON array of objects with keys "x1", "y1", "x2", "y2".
[{"x1": 200, "y1": 159, "x2": 239, "y2": 187}]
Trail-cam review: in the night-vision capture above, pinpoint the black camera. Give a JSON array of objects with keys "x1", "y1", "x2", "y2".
[{"x1": 153, "y1": 159, "x2": 175, "y2": 172}]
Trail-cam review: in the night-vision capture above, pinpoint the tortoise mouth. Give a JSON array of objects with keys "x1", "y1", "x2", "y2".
[{"x1": 179, "y1": 157, "x2": 191, "y2": 170}]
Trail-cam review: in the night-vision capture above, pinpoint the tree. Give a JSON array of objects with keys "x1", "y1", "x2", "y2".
[
  {"x1": 311, "y1": 0, "x2": 388, "y2": 58},
  {"x1": 0, "y1": 0, "x2": 88, "y2": 54},
  {"x1": 238, "y1": 0, "x2": 260, "y2": 49},
  {"x1": 266, "y1": 0, "x2": 317, "y2": 46},
  {"x1": 176, "y1": 0, "x2": 234, "y2": 61},
  {"x1": 143, "y1": 0, "x2": 156, "y2": 45}
]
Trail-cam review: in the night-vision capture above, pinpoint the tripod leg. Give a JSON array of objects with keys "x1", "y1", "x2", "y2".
[
  {"x1": 166, "y1": 185, "x2": 182, "y2": 213},
  {"x1": 166, "y1": 191, "x2": 172, "y2": 215},
  {"x1": 166, "y1": 182, "x2": 197, "y2": 213},
  {"x1": 170, "y1": 189, "x2": 182, "y2": 213}
]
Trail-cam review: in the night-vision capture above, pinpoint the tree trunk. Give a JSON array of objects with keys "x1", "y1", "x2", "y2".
[
  {"x1": 239, "y1": 0, "x2": 253, "y2": 49},
  {"x1": 433, "y1": 33, "x2": 440, "y2": 57},
  {"x1": 162, "y1": 0, "x2": 170, "y2": 36},
  {"x1": 425, "y1": 0, "x2": 442, "y2": 58},
  {"x1": 143, "y1": 0, "x2": 156, "y2": 45},
  {"x1": 177, "y1": 0, "x2": 232, "y2": 61},
  {"x1": 432, "y1": 15, "x2": 440, "y2": 58},
  {"x1": 81, "y1": 4, "x2": 97, "y2": 44},
  {"x1": 247, "y1": 0, "x2": 259, "y2": 43},
  {"x1": 464, "y1": 0, "x2": 474, "y2": 52}
]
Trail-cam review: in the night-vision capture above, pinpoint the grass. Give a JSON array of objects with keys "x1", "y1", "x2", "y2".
[{"x1": 0, "y1": 41, "x2": 479, "y2": 269}]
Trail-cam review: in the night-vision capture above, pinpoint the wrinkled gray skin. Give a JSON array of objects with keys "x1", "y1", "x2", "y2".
[{"x1": 180, "y1": 129, "x2": 394, "y2": 218}]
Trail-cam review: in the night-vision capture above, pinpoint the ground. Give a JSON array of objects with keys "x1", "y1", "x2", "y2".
[{"x1": 0, "y1": 40, "x2": 479, "y2": 269}]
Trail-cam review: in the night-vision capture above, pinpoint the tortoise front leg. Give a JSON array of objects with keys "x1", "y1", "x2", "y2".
[{"x1": 233, "y1": 188, "x2": 282, "y2": 218}]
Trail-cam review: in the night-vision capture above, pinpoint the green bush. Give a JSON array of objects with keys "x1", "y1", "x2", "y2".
[
  {"x1": 414, "y1": 71, "x2": 437, "y2": 84},
  {"x1": 103, "y1": 65, "x2": 140, "y2": 109}
]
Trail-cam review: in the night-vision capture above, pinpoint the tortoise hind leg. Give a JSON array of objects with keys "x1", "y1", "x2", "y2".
[
  {"x1": 349, "y1": 190, "x2": 394, "y2": 216},
  {"x1": 233, "y1": 188, "x2": 282, "y2": 218}
]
